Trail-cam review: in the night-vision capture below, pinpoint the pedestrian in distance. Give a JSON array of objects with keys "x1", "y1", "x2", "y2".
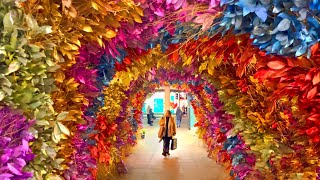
[
  {"x1": 149, "y1": 108, "x2": 155, "y2": 126},
  {"x1": 146, "y1": 105, "x2": 151, "y2": 125},
  {"x1": 175, "y1": 107, "x2": 183, "y2": 127}
]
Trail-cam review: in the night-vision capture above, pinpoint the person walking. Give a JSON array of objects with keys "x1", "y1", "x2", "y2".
[
  {"x1": 149, "y1": 108, "x2": 155, "y2": 126},
  {"x1": 158, "y1": 110, "x2": 177, "y2": 156},
  {"x1": 146, "y1": 105, "x2": 151, "y2": 125},
  {"x1": 176, "y1": 107, "x2": 183, "y2": 127}
]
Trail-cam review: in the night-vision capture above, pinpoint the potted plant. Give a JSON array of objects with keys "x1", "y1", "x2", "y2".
[{"x1": 140, "y1": 129, "x2": 146, "y2": 139}]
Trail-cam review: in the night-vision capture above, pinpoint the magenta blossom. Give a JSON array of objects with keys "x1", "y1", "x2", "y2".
[{"x1": 0, "y1": 107, "x2": 34, "y2": 179}]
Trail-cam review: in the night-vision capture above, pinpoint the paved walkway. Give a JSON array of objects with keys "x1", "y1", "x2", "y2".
[{"x1": 117, "y1": 117, "x2": 229, "y2": 180}]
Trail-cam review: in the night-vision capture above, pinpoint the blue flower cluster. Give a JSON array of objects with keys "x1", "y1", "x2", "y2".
[{"x1": 217, "y1": 0, "x2": 320, "y2": 57}]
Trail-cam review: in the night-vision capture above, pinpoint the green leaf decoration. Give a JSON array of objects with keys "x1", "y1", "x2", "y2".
[
  {"x1": 57, "y1": 122, "x2": 70, "y2": 136},
  {"x1": 0, "y1": 1, "x2": 61, "y2": 178},
  {"x1": 56, "y1": 111, "x2": 68, "y2": 121}
]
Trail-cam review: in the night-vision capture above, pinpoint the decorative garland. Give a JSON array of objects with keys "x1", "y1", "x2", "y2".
[{"x1": 0, "y1": 0, "x2": 320, "y2": 179}]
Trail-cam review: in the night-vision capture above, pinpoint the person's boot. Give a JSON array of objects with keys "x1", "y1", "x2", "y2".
[
  {"x1": 167, "y1": 152, "x2": 170, "y2": 156},
  {"x1": 162, "y1": 152, "x2": 167, "y2": 156}
]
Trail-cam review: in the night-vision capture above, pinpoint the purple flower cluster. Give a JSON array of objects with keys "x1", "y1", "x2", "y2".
[
  {"x1": 0, "y1": 107, "x2": 34, "y2": 179},
  {"x1": 63, "y1": 125, "x2": 96, "y2": 180},
  {"x1": 68, "y1": 44, "x2": 102, "y2": 96}
]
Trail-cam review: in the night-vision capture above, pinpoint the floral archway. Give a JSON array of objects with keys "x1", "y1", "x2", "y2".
[{"x1": 0, "y1": 0, "x2": 319, "y2": 180}]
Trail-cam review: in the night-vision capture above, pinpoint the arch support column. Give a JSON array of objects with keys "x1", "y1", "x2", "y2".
[{"x1": 164, "y1": 85, "x2": 170, "y2": 112}]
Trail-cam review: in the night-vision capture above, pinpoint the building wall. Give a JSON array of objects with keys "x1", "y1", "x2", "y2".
[
  {"x1": 189, "y1": 105, "x2": 196, "y2": 129},
  {"x1": 142, "y1": 91, "x2": 181, "y2": 114}
]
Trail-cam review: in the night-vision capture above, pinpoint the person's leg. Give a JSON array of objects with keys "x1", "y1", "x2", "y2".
[
  {"x1": 147, "y1": 114, "x2": 150, "y2": 124},
  {"x1": 167, "y1": 137, "x2": 171, "y2": 155},
  {"x1": 162, "y1": 138, "x2": 168, "y2": 156},
  {"x1": 162, "y1": 137, "x2": 170, "y2": 156},
  {"x1": 176, "y1": 118, "x2": 179, "y2": 127},
  {"x1": 165, "y1": 137, "x2": 170, "y2": 155},
  {"x1": 162, "y1": 139, "x2": 165, "y2": 155}
]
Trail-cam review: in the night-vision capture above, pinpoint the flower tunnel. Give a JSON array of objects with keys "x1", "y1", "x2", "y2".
[{"x1": 1, "y1": 0, "x2": 320, "y2": 180}]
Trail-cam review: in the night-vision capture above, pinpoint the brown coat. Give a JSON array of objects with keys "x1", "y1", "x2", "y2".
[{"x1": 158, "y1": 116, "x2": 177, "y2": 138}]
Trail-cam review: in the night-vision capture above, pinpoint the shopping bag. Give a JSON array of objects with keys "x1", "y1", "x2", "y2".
[{"x1": 171, "y1": 138, "x2": 177, "y2": 150}]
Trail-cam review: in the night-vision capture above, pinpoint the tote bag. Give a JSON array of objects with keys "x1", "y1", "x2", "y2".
[{"x1": 171, "y1": 138, "x2": 177, "y2": 150}]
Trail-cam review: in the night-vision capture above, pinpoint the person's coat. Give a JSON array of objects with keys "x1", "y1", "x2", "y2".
[
  {"x1": 146, "y1": 106, "x2": 151, "y2": 115},
  {"x1": 158, "y1": 116, "x2": 177, "y2": 138},
  {"x1": 150, "y1": 109, "x2": 156, "y2": 119}
]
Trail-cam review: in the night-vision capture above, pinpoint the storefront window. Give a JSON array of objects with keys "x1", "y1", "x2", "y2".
[{"x1": 153, "y1": 99, "x2": 164, "y2": 113}]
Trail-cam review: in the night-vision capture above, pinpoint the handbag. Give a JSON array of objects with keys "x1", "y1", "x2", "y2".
[{"x1": 171, "y1": 138, "x2": 177, "y2": 150}]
